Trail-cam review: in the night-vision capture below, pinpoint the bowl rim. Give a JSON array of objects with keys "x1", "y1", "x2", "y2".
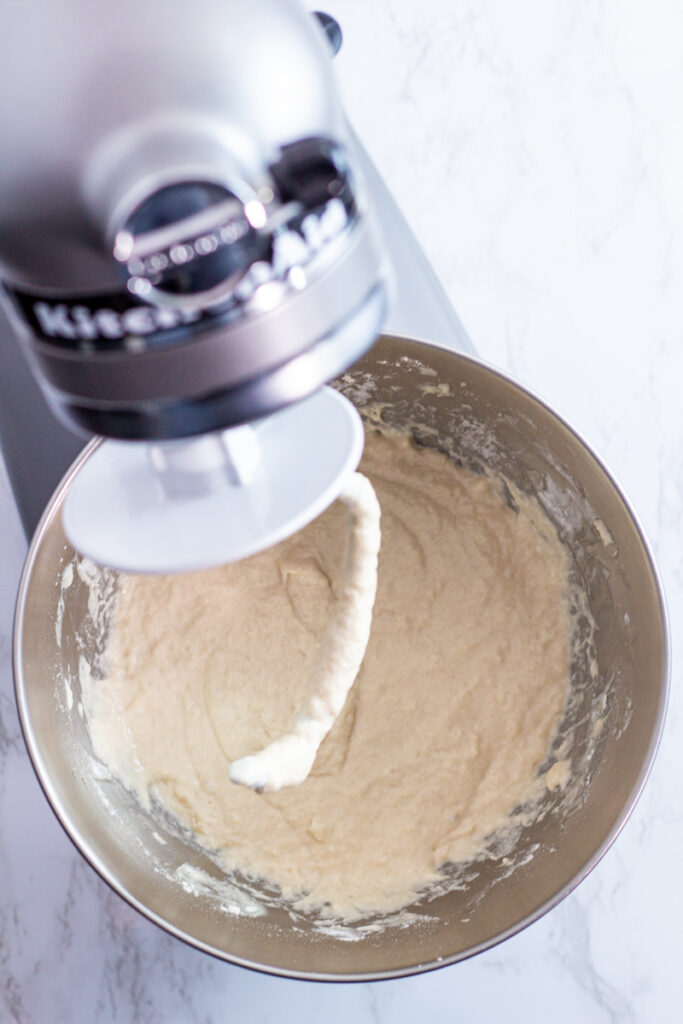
[{"x1": 12, "y1": 334, "x2": 671, "y2": 982}]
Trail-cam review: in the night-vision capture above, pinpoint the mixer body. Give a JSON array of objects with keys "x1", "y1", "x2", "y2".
[
  {"x1": 0, "y1": 3, "x2": 473, "y2": 538},
  {"x1": 0, "y1": 0, "x2": 388, "y2": 441}
]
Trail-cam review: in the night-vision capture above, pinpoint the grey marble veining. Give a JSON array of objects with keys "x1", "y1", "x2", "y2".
[{"x1": 2, "y1": 0, "x2": 683, "y2": 1020}]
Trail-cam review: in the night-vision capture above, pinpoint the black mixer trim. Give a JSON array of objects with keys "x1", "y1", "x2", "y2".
[
  {"x1": 1, "y1": 173, "x2": 357, "y2": 356},
  {"x1": 1, "y1": 282, "x2": 222, "y2": 353}
]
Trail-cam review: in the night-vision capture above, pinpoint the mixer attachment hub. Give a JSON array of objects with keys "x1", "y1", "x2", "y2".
[{"x1": 62, "y1": 386, "x2": 364, "y2": 574}]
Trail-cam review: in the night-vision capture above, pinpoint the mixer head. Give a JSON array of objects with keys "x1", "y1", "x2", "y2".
[{"x1": 0, "y1": 1, "x2": 388, "y2": 571}]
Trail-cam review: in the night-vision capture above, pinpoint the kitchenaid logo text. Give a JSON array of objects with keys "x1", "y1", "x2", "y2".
[{"x1": 31, "y1": 300, "x2": 203, "y2": 341}]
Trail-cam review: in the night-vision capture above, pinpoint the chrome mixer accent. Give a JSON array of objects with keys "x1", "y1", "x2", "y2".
[
  {"x1": 0, "y1": 0, "x2": 387, "y2": 442},
  {"x1": 112, "y1": 138, "x2": 360, "y2": 316},
  {"x1": 0, "y1": 0, "x2": 473, "y2": 538}
]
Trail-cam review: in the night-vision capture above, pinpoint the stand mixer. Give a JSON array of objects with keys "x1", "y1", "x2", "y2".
[
  {"x1": 0, "y1": 0, "x2": 473, "y2": 567},
  {"x1": 2, "y1": 0, "x2": 669, "y2": 979}
]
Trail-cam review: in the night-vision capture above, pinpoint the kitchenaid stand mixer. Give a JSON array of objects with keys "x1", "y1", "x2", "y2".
[
  {"x1": 4, "y1": 0, "x2": 670, "y2": 980},
  {"x1": 0, "y1": 0, "x2": 473, "y2": 561}
]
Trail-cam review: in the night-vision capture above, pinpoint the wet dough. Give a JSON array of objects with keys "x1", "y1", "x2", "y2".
[
  {"x1": 84, "y1": 431, "x2": 570, "y2": 920},
  {"x1": 229, "y1": 472, "x2": 381, "y2": 793}
]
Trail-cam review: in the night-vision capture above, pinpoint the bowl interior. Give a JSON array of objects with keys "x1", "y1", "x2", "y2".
[{"x1": 14, "y1": 336, "x2": 668, "y2": 979}]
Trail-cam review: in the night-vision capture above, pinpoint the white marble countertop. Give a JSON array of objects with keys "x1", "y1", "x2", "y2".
[{"x1": 1, "y1": 1, "x2": 682, "y2": 1020}]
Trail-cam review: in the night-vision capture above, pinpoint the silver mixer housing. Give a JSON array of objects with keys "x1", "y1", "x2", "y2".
[{"x1": 0, "y1": 0, "x2": 388, "y2": 439}]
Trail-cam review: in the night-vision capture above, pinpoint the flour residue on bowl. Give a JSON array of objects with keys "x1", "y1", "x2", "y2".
[
  {"x1": 174, "y1": 863, "x2": 266, "y2": 919},
  {"x1": 55, "y1": 559, "x2": 74, "y2": 649}
]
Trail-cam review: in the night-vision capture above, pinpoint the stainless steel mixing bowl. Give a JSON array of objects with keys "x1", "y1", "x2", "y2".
[{"x1": 13, "y1": 335, "x2": 669, "y2": 980}]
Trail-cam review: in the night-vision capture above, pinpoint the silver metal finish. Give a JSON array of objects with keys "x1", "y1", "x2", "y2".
[
  {"x1": 0, "y1": 0, "x2": 473, "y2": 525},
  {"x1": 33, "y1": 218, "x2": 385, "y2": 404},
  {"x1": 0, "y1": 0, "x2": 388, "y2": 439},
  {"x1": 0, "y1": 0, "x2": 342, "y2": 290},
  {"x1": 0, "y1": 118, "x2": 469, "y2": 533},
  {"x1": 14, "y1": 336, "x2": 669, "y2": 980}
]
